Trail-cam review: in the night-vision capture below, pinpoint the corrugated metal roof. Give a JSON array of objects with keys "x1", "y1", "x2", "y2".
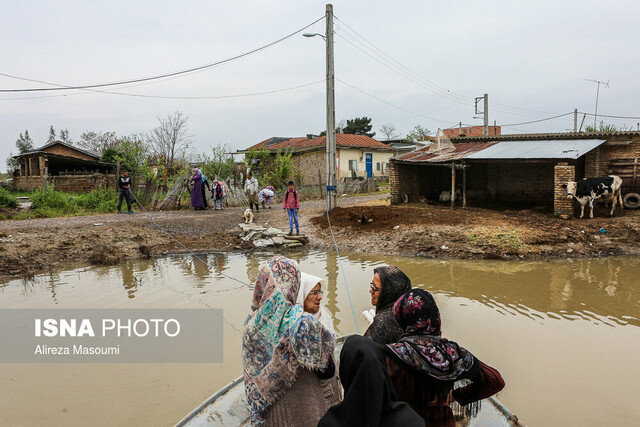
[
  {"x1": 451, "y1": 130, "x2": 640, "y2": 142},
  {"x1": 466, "y1": 139, "x2": 606, "y2": 159},
  {"x1": 394, "y1": 142, "x2": 498, "y2": 163}
]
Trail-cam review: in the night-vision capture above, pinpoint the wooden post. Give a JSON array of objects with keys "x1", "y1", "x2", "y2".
[
  {"x1": 450, "y1": 162, "x2": 456, "y2": 210},
  {"x1": 462, "y1": 163, "x2": 467, "y2": 208}
]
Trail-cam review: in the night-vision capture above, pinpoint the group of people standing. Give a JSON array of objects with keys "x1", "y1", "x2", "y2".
[
  {"x1": 190, "y1": 168, "x2": 227, "y2": 211},
  {"x1": 242, "y1": 256, "x2": 505, "y2": 427}
]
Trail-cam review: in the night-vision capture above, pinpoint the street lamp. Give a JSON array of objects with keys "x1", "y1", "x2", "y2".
[{"x1": 304, "y1": 4, "x2": 336, "y2": 212}]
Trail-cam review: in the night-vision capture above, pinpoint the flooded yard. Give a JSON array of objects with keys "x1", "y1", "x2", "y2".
[{"x1": 0, "y1": 252, "x2": 639, "y2": 426}]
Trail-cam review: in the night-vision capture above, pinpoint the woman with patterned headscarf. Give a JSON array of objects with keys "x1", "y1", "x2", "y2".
[
  {"x1": 384, "y1": 289, "x2": 505, "y2": 427},
  {"x1": 363, "y1": 266, "x2": 412, "y2": 344},
  {"x1": 242, "y1": 256, "x2": 339, "y2": 426}
]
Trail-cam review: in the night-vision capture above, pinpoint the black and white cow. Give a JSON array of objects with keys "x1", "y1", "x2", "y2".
[{"x1": 566, "y1": 175, "x2": 624, "y2": 219}]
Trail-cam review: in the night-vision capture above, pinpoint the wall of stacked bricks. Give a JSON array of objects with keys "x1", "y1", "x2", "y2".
[
  {"x1": 42, "y1": 145, "x2": 96, "y2": 161},
  {"x1": 13, "y1": 174, "x2": 117, "y2": 193},
  {"x1": 584, "y1": 136, "x2": 640, "y2": 177},
  {"x1": 553, "y1": 164, "x2": 575, "y2": 217},
  {"x1": 292, "y1": 151, "x2": 326, "y2": 186},
  {"x1": 391, "y1": 161, "x2": 554, "y2": 204}
]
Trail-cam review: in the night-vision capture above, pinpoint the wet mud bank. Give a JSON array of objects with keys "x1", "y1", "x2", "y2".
[{"x1": 1, "y1": 196, "x2": 639, "y2": 277}]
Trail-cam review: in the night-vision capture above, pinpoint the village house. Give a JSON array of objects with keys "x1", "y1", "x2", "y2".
[
  {"x1": 11, "y1": 141, "x2": 116, "y2": 193},
  {"x1": 242, "y1": 134, "x2": 396, "y2": 185},
  {"x1": 389, "y1": 131, "x2": 640, "y2": 217}
]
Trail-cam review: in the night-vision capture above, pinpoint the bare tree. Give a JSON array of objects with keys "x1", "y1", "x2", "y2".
[
  {"x1": 379, "y1": 123, "x2": 399, "y2": 140},
  {"x1": 149, "y1": 111, "x2": 193, "y2": 171}
]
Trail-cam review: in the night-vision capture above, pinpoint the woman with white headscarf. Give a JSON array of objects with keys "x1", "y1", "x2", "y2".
[{"x1": 297, "y1": 272, "x2": 335, "y2": 334}]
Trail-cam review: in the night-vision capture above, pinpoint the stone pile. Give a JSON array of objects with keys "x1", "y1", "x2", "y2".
[{"x1": 239, "y1": 223, "x2": 309, "y2": 249}]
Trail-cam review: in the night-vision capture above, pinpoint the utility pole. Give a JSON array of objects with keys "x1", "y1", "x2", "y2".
[
  {"x1": 586, "y1": 78, "x2": 609, "y2": 129},
  {"x1": 573, "y1": 108, "x2": 578, "y2": 133},
  {"x1": 483, "y1": 93, "x2": 488, "y2": 136},
  {"x1": 326, "y1": 3, "x2": 337, "y2": 212},
  {"x1": 475, "y1": 94, "x2": 488, "y2": 135}
]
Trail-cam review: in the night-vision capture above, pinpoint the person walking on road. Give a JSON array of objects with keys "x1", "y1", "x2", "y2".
[
  {"x1": 245, "y1": 171, "x2": 260, "y2": 213},
  {"x1": 283, "y1": 180, "x2": 300, "y2": 235},
  {"x1": 117, "y1": 170, "x2": 133, "y2": 214}
]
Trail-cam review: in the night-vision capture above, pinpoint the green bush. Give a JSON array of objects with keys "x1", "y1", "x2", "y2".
[
  {"x1": 75, "y1": 189, "x2": 118, "y2": 212},
  {"x1": 0, "y1": 188, "x2": 19, "y2": 209},
  {"x1": 30, "y1": 189, "x2": 76, "y2": 213}
]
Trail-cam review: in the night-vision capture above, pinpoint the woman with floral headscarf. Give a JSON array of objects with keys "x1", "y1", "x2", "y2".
[
  {"x1": 364, "y1": 266, "x2": 412, "y2": 344},
  {"x1": 384, "y1": 289, "x2": 505, "y2": 427},
  {"x1": 242, "y1": 256, "x2": 339, "y2": 426}
]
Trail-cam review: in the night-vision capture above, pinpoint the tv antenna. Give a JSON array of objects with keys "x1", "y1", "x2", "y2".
[{"x1": 585, "y1": 78, "x2": 610, "y2": 129}]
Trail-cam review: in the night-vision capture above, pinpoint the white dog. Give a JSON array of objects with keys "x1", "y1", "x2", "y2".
[{"x1": 243, "y1": 208, "x2": 254, "y2": 224}]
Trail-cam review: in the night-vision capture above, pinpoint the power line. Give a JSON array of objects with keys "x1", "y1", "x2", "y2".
[
  {"x1": 498, "y1": 112, "x2": 574, "y2": 127},
  {"x1": 334, "y1": 16, "x2": 561, "y2": 118},
  {"x1": 581, "y1": 112, "x2": 640, "y2": 120},
  {"x1": 0, "y1": 16, "x2": 324, "y2": 93},
  {"x1": 336, "y1": 77, "x2": 463, "y2": 126}
]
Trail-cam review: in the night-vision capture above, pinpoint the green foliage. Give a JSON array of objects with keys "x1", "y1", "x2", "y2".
[
  {"x1": 16, "y1": 130, "x2": 34, "y2": 154},
  {"x1": 263, "y1": 149, "x2": 295, "y2": 187},
  {"x1": 47, "y1": 125, "x2": 56, "y2": 144},
  {"x1": 199, "y1": 144, "x2": 235, "y2": 180},
  {"x1": 342, "y1": 117, "x2": 375, "y2": 137},
  {"x1": 100, "y1": 134, "x2": 151, "y2": 179},
  {"x1": 26, "y1": 188, "x2": 117, "y2": 218},
  {"x1": 584, "y1": 120, "x2": 629, "y2": 133},
  {"x1": 243, "y1": 148, "x2": 299, "y2": 188},
  {"x1": 0, "y1": 188, "x2": 18, "y2": 209},
  {"x1": 405, "y1": 125, "x2": 431, "y2": 142}
]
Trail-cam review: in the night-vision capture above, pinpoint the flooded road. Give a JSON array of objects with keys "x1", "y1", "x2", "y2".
[{"x1": 1, "y1": 253, "x2": 639, "y2": 426}]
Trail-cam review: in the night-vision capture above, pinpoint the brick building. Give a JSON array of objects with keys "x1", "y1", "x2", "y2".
[
  {"x1": 389, "y1": 131, "x2": 640, "y2": 217},
  {"x1": 241, "y1": 134, "x2": 395, "y2": 185},
  {"x1": 11, "y1": 141, "x2": 116, "y2": 193}
]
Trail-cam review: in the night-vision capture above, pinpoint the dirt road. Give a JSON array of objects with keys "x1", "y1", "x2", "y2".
[{"x1": 1, "y1": 194, "x2": 639, "y2": 277}]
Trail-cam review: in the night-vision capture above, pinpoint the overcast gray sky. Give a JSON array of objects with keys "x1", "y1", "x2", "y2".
[{"x1": 2, "y1": 0, "x2": 639, "y2": 169}]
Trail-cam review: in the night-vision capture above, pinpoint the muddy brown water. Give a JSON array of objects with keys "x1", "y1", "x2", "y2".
[{"x1": 0, "y1": 253, "x2": 639, "y2": 426}]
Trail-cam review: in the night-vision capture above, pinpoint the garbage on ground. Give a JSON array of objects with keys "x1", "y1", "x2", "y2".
[{"x1": 599, "y1": 227, "x2": 607, "y2": 234}]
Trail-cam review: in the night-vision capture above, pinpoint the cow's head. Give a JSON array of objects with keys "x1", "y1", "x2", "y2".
[{"x1": 565, "y1": 181, "x2": 577, "y2": 199}]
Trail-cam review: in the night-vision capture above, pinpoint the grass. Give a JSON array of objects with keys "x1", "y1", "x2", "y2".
[
  {"x1": 466, "y1": 226, "x2": 531, "y2": 254},
  {"x1": 0, "y1": 188, "x2": 18, "y2": 209},
  {"x1": 3, "y1": 188, "x2": 118, "y2": 220}
]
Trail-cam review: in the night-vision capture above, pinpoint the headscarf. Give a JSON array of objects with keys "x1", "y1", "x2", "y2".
[
  {"x1": 318, "y1": 335, "x2": 424, "y2": 427},
  {"x1": 374, "y1": 266, "x2": 412, "y2": 313},
  {"x1": 386, "y1": 289, "x2": 474, "y2": 381},
  {"x1": 191, "y1": 168, "x2": 201, "y2": 181},
  {"x1": 296, "y1": 272, "x2": 335, "y2": 333},
  {"x1": 242, "y1": 256, "x2": 335, "y2": 426}
]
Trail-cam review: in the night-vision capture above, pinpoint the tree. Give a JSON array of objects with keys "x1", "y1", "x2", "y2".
[
  {"x1": 16, "y1": 130, "x2": 34, "y2": 154},
  {"x1": 198, "y1": 144, "x2": 236, "y2": 180},
  {"x1": 47, "y1": 126, "x2": 56, "y2": 144},
  {"x1": 59, "y1": 128, "x2": 72, "y2": 144},
  {"x1": 77, "y1": 131, "x2": 119, "y2": 154},
  {"x1": 378, "y1": 123, "x2": 399, "y2": 140},
  {"x1": 100, "y1": 134, "x2": 150, "y2": 178},
  {"x1": 149, "y1": 111, "x2": 193, "y2": 171},
  {"x1": 405, "y1": 125, "x2": 431, "y2": 142},
  {"x1": 342, "y1": 117, "x2": 375, "y2": 137}
]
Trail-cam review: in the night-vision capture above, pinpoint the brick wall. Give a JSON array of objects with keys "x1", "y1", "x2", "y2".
[
  {"x1": 389, "y1": 162, "x2": 426, "y2": 204},
  {"x1": 42, "y1": 144, "x2": 97, "y2": 161},
  {"x1": 584, "y1": 135, "x2": 640, "y2": 178},
  {"x1": 391, "y1": 160, "x2": 557, "y2": 205},
  {"x1": 554, "y1": 163, "x2": 575, "y2": 218},
  {"x1": 292, "y1": 151, "x2": 326, "y2": 186},
  {"x1": 13, "y1": 174, "x2": 117, "y2": 193}
]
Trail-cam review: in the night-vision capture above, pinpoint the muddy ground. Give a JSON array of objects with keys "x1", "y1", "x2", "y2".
[{"x1": 1, "y1": 194, "x2": 639, "y2": 277}]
